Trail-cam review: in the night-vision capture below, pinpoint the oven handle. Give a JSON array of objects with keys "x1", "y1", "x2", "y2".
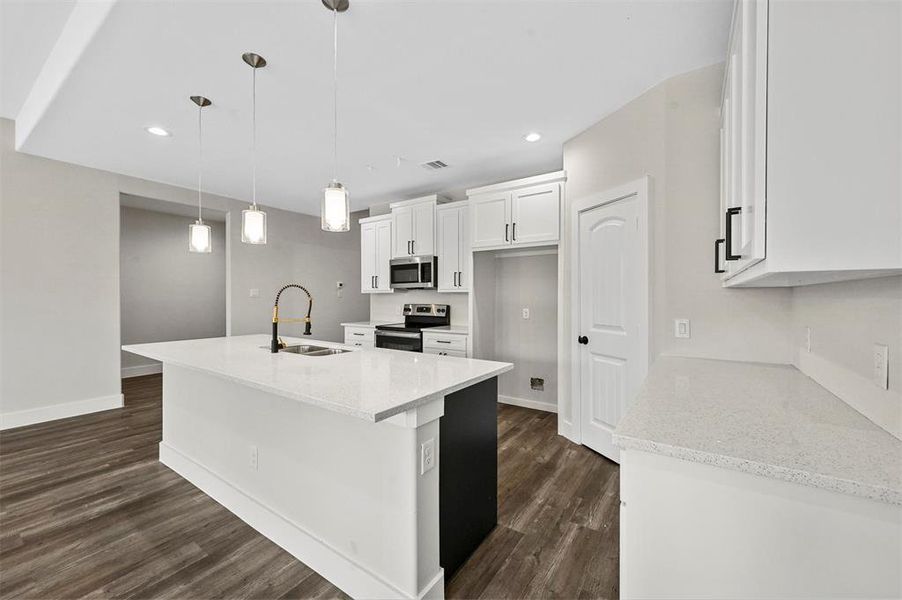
[{"x1": 375, "y1": 330, "x2": 422, "y2": 339}]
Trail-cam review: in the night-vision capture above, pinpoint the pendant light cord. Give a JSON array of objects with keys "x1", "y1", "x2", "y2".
[
  {"x1": 252, "y1": 65, "x2": 258, "y2": 209},
  {"x1": 197, "y1": 103, "x2": 203, "y2": 223},
  {"x1": 332, "y1": 6, "x2": 338, "y2": 183}
]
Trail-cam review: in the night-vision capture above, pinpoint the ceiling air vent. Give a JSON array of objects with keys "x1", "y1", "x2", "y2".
[{"x1": 420, "y1": 160, "x2": 449, "y2": 171}]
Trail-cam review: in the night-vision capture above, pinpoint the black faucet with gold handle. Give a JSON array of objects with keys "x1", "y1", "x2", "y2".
[{"x1": 271, "y1": 284, "x2": 313, "y2": 353}]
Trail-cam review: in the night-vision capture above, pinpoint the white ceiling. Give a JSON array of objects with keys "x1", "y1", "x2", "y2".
[{"x1": 3, "y1": 0, "x2": 731, "y2": 215}]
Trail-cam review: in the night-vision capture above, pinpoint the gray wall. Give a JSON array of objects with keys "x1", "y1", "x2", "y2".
[
  {"x1": 0, "y1": 116, "x2": 369, "y2": 427},
  {"x1": 120, "y1": 206, "x2": 226, "y2": 373},
  {"x1": 1, "y1": 118, "x2": 121, "y2": 419},
  {"x1": 559, "y1": 63, "x2": 794, "y2": 433},
  {"x1": 493, "y1": 253, "x2": 558, "y2": 410}
]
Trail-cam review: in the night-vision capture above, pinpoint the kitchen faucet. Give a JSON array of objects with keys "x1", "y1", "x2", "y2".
[{"x1": 271, "y1": 284, "x2": 313, "y2": 353}]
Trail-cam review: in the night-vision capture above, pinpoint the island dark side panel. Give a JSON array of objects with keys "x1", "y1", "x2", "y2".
[{"x1": 439, "y1": 376, "x2": 498, "y2": 580}]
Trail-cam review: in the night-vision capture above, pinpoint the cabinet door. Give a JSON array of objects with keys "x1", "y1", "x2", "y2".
[
  {"x1": 436, "y1": 207, "x2": 461, "y2": 292},
  {"x1": 511, "y1": 183, "x2": 560, "y2": 245},
  {"x1": 392, "y1": 206, "x2": 414, "y2": 258},
  {"x1": 374, "y1": 219, "x2": 393, "y2": 291},
  {"x1": 457, "y1": 205, "x2": 470, "y2": 292},
  {"x1": 412, "y1": 202, "x2": 435, "y2": 256},
  {"x1": 470, "y1": 192, "x2": 511, "y2": 248},
  {"x1": 360, "y1": 223, "x2": 376, "y2": 293}
]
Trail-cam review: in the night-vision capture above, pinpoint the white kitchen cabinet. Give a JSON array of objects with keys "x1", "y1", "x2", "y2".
[
  {"x1": 468, "y1": 171, "x2": 565, "y2": 251},
  {"x1": 716, "y1": 0, "x2": 902, "y2": 286},
  {"x1": 390, "y1": 196, "x2": 440, "y2": 258},
  {"x1": 343, "y1": 325, "x2": 375, "y2": 348},
  {"x1": 436, "y1": 201, "x2": 470, "y2": 292},
  {"x1": 423, "y1": 331, "x2": 468, "y2": 357},
  {"x1": 359, "y1": 215, "x2": 393, "y2": 294}
]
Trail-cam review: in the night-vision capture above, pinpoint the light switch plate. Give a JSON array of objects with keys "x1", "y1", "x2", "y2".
[
  {"x1": 873, "y1": 344, "x2": 889, "y2": 390},
  {"x1": 249, "y1": 288, "x2": 259, "y2": 298},
  {"x1": 522, "y1": 308, "x2": 530, "y2": 320},
  {"x1": 674, "y1": 319, "x2": 690, "y2": 339}
]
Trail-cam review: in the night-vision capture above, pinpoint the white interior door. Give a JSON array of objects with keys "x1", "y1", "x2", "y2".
[{"x1": 573, "y1": 179, "x2": 649, "y2": 463}]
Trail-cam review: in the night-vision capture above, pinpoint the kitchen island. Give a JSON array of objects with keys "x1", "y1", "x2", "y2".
[{"x1": 122, "y1": 335, "x2": 512, "y2": 600}]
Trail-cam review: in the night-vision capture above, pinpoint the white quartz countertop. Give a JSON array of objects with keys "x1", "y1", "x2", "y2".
[
  {"x1": 340, "y1": 321, "x2": 393, "y2": 328},
  {"x1": 123, "y1": 335, "x2": 511, "y2": 423},
  {"x1": 613, "y1": 357, "x2": 902, "y2": 505},
  {"x1": 424, "y1": 325, "x2": 469, "y2": 335}
]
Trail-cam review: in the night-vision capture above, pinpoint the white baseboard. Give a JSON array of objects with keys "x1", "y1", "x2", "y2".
[
  {"x1": 796, "y1": 350, "x2": 901, "y2": 440},
  {"x1": 498, "y1": 394, "x2": 557, "y2": 413},
  {"x1": 159, "y1": 442, "x2": 428, "y2": 600},
  {"x1": 0, "y1": 393, "x2": 124, "y2": 431},
  {"x1": 121, "y1": 363, "x2": 162, "y2": 378}
]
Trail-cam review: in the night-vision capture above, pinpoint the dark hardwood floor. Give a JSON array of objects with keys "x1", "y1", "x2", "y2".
[{"x1": 1, "y1": 375, "x2": 619, "y2": 599}]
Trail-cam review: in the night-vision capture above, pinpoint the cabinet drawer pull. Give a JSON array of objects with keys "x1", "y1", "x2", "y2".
[
  {"x1": 353, "y1": 333, "x2": 365, "y2": 336},
  {"x1": 411, "y1": 240, "x2": 415, "y2": 254},
  {"x1": 512, "y1": 222, "x2": 517, "y2": 241},
  {"x1": 714, "y1": 239, "x2": 725, "y2": 273},
  {"x1": 436, "y1": 340, "x2": 452, "y2": 344},
  {"x1": 724, "y1": 207, "x2": 742, "y2": 261},
  {"x1": 505, "y1": 223, "x2": 510, "y2": 242}
]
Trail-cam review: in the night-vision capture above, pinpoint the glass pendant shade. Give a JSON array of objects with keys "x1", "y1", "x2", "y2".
[
  {"x1": 189, "y1": 220, "x2": 212, "y2": 253},
  {"x1": 241, "y1": 207, "x2": 267, "y2": 244},
  {"x1": 322, "y1": 182, "x2": 350, "y2": 232}
]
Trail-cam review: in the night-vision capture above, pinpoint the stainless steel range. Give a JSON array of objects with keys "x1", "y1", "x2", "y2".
[{"x1": 375, "y1": 304, "x2": 450, "y2": 352}]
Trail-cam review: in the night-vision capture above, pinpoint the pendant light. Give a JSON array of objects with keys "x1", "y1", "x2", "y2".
[
  {"x1": 321, "y1": 0, "x2": 350, "y2": 232},
  {"x1": 241, "y1": 52, "x2": 268, "y2": 244},
  {"x1": 188, "y1": 95, "x2": 213, "y2": 253}
]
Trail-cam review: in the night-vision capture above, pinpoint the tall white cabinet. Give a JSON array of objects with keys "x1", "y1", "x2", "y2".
[
  {"x1": 716, "y1": 0, "x2": 902, "y2": 286},
  {"x1": 359, "y1": 215, "x2": 393, "y2": 294},
  {"x1": 436, "y1": 201, "x2": 470, "y2": 292},
  {"x1": 391, "y1": 196, "x2": 439, "y2": 258},
  {"x1": 468, "y1": 172, "x2": 564, "y2": 251}
]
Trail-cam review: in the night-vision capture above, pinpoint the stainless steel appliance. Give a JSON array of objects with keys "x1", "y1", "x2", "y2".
[
  {"x1": 375, "y1": 304, "x2": 450, "y2": 352},
  {"x1": 389, "y1": 255, "x2": 438, "y2": 289}
]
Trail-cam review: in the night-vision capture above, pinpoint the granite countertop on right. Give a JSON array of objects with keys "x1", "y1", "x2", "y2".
[{"x1": 613, "y1": 357, "x2": 902, "y2": 505}]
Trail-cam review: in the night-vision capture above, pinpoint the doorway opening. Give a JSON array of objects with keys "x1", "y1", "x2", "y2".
[{"x1": 119, "y1": 194, "x2": 227, "y2": 378}]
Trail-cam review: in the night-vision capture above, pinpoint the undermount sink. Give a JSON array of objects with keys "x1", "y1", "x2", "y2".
[{"x1": 262, "y1": 344, "x2": 352, "y2": 356}]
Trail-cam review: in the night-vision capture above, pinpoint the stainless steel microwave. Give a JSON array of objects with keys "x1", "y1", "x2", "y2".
[{"x1": 390, "y1": 255, "x2": 437, "y2": 289}]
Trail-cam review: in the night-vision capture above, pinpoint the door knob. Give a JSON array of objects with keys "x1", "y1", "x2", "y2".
[{"x1": 578, "y1": 335, "x2": 589, "y2": 345}]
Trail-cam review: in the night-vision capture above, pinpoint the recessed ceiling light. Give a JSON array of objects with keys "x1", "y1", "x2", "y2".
[
  {"x1": 145, "y1": 126, "x2": 171, "y2": 137},
  {"x1": 524, "y1": 132, "x2": 542, "y2": 142}
]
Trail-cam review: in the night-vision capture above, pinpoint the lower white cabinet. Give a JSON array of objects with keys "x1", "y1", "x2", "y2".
[
  {"x1": 359, "y1": 215, "x2": 393, "y2": 294},
  {"x1": 422, "y1": 331, "x2": 468, "y2": 357},
  {"x1": 343, "y1": 325, "x2": 375, "y2": 349}
]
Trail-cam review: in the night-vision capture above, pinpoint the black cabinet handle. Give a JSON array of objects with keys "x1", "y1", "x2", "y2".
[
  {"x1": 714, "y1": 239, "x2": 725, "y2": 273},
  {"x1": 578, "y1": 335, "x2": 589, "y2": 345},
  {"x1": 505, "y1": 223, "x2": 509, "y2": 242},
  {"x1": 512, "y1": 222, "x2": 517, "y2": 241},
  {"x1": 724, "y1": 207, "x2": 742, "y2": 261},
  {"x1": 375, "y1": 275, "x2": 378, "y2": 288},
  {"x1": 411, "y1": 240, "x2": 415, "y2": 254}
]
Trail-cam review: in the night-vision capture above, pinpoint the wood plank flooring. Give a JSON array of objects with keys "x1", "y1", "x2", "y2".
[{"x1": 1, "y1": 375, "x2": 619, "y2": 599}]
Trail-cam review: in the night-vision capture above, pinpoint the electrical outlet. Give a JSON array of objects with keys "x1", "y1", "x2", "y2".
[
  {"x1": 522, "y1": 308, "x2": 530, "y2": 320},
  {"x1": 420, "y1": 438, "x2": 436, "y2": 474},
  {"x1": 674, "y1": 319, "x2": 690, "y2": 339},
  {"x1": 249, "y1": 445, "x2": 258, "y2": 470},
  {"x1": 805, "y1": 327, "x2": 811, "y2": 353},
  {"x1": 873, "y1": 344, "x2": 889, "y2": 390},
  {"x1": 336, "y1": 281, "x2": 344, "y2": 299},
  {"x1": 530, "y1": 377, "x2": 544, "y2": 391},
  {"x1": 249, "y1": 288, "x2": 259, "y2": 298}
]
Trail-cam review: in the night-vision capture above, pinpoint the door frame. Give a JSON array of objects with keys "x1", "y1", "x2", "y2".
[{"x1": 568, "y1": 176, "x2": 652, "y2": 447}]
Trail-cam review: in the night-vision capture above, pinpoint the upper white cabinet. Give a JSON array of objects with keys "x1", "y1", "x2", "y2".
[
  {"x1": 390, "y1": 196, "x2": 439, "y2": 258},
  {"x1": 436, "y1": 201, "x2": 470, "y2": 292},
  {"x1": 717, "y1": 0, "x2": 902, "y2": 286},
  {"x1": 359, "y1": 215, "x2": 393, "y2": 294},
  {"x1": 468, "y1": 171, "x2": 565, "y2": 251}
]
